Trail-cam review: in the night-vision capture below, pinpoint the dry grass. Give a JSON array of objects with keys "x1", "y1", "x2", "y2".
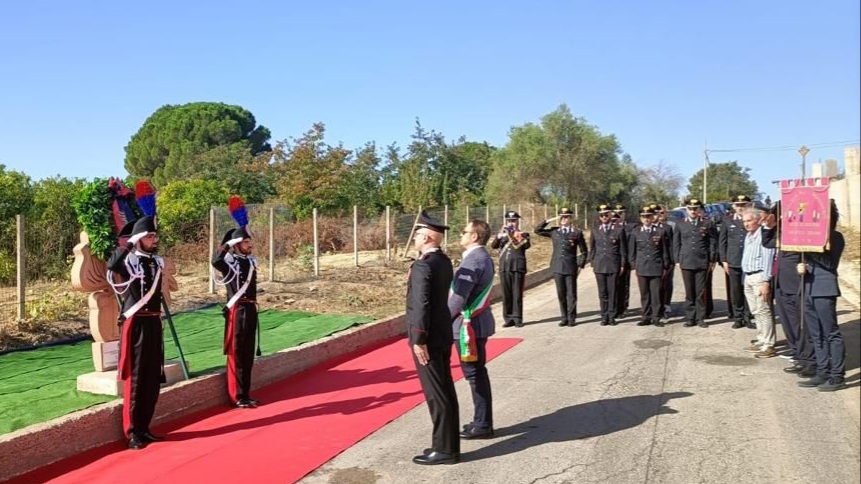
[{"x1": 0, "y1": 236, "x2": 556, "y2": 352}]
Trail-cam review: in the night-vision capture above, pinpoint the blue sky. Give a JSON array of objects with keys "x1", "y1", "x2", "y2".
[{"x1": 0, "y1": 1, "x2": 858, "y2": 202}]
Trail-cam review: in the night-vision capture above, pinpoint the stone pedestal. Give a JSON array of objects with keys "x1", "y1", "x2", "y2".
[
  {"x1": 92, "y1": 341, "x2": 119, "y2": 371},
  {"x1": 76, "y1": 361, "x2": 186, "y2": 396}
]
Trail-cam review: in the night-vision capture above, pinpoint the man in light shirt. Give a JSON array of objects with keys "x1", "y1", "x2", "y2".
[{"x1": 740, "y1": 209, "x2": 777, "y2": 358}]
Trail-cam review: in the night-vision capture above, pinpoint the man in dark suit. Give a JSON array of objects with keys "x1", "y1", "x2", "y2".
[
  {"x1": 761, "y1": 202, "x2": 816, "y2": 376},
  {"x1": 590, "y1": 204, "x2": 627, "y2": 326},
  {"x1": 720, "y1": 195, "x2": 753, "y2": 328},
  {"x1": 490, "y1": 211, "x2": 531, "y2": 327},
  {"x1": 613, "y1": 204, "x2": 635, "y2": 319},
  {"x1": 797, "y1": 201, "x2": 847, "y2": 392},
  {"x1": 535, "y1": 207, "x2": 588, "y2": 327},
  {"x1": 653, "y1": 204, "x2": 676, "y2": 320},
  {"x1": 628, "y1": 206, "x2": 671, "y2": 327},
  {"x1": 673, "y1": 198, "x2": 718, "y2": 328},
  {"x1": 449, "y1": 219, "x2": 496, "y2": 439},
  {"x1": 407, "y1": 210, "x2": 459, "y2": 465}
]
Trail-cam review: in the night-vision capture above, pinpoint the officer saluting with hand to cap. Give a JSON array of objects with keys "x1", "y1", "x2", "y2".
[
  {"x1": 490, "y1": 210, "x2": 531, "y2": 328},
  {"x1": 535, "y1": 207, "x2": 588, "y2": 327}
]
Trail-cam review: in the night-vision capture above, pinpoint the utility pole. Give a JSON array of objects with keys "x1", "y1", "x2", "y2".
[
  {"x1": 798, "y1": 145, "x2": 810, "y2": 183},
  {"x1": 703, "y1": 140, "x2": 709, "y2": 203}
]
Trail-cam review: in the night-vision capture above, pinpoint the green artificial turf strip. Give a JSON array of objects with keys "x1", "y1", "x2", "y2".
[{"x1": 0, "y1": 308, "x2": 372, "y2": 435}]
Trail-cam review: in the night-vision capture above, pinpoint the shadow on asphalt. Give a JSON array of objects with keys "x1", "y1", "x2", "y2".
[
  {"x1": 463, "y1": 392, "x2": 693, "y2": 461},
  {"x1": 841, "y1": 318, "x2": 860, "y2": 374}
]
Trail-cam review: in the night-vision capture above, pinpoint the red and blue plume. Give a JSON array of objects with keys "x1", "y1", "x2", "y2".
[
  {"x1": 228, "y1": 195, "x2": 248, "y2": 228},
  {"x1": 135, "y1": 180, "x2": 157, "y2": 218}
]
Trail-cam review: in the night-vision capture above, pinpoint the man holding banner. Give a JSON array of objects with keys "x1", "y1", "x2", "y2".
[{"x1": 449, "y1": 219, "x2": 496, "y2": 440}]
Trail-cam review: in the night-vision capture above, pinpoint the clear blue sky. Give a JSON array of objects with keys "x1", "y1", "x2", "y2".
[{"x1": 1, "y1": 1, "x2": 858, "y2": 202}]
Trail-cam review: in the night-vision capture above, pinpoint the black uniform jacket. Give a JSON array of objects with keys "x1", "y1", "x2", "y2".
[
  {"x1": 406, "y1": 249, "x2": 454, "y2": 348},
  {"x1": 672, "y1": 219, "x2": 718, "y2": 270},
  {"x1": 589, "y1": 223, "x2": 627, "y2": 274},
  {"x1": 761, "y1": 226, "x2": 801, "y2": 295},
  {"x1": 490, "y1": 231, "x2": 530, "y2": 272},
  {"x1": 534, "y1": 221, "x2": 587, "y2": 275},
  {"x1": 718, "y1": 214, "x2": 746, "y2": 267},
  {"x1": 212, "y1": 250, "x2": 258, "y2": 301},
  {"x1": 107, "y1": 245, "x2": 164, "y2": 316},
  {"x1": 628, "y1": 224, "x2": 671, "y2": 277}
]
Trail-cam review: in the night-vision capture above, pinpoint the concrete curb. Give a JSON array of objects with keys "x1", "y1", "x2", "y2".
[{"x1": 0, "y1": 267, "x2": 553, "y2": 481}]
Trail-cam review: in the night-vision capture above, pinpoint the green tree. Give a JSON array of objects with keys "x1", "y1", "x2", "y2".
[
  {"x1": 157, "y1": 179, "x2": 229, "y2": 245},
  {"x1": 486, "y1": 104, "x2": 626, "y2": 210},
  {"x1": 0, "y1": 164, "x2": 34, "y2": 222},
  {"x1": 687, "y1": 160, "x2": 759, "y2": 202},
  {"x1": 338, "y1": 142, "x2": 383, "y2": 215},
  {"x1": 30, "y1": 176, "x2": 88, "y2": 279},
  {"x1": 270, "y1": 123, "x2": 351, "y2": 219},
  {"x1": 124, "y1": 102, "x2": 272, "y2": 187}
]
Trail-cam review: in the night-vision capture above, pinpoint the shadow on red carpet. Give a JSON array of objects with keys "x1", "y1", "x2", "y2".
[{"x1": 7, "y1": 336, "x2": 521, "y2": 484}]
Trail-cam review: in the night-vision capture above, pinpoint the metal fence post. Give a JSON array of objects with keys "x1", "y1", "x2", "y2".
[
  {"x1": 16, "y1": 214, "x2": 25, "y2": 320},
  {"x1": 208, "y1": 208, "x2": 215, "y2": 294},
  {"x1": 385, "y1": 206, "x2": 391, "y2": 262},
  {"x1": 353, "y1": 205, "x2": 359, "y2": 267},
  {"x1": 313, "y1": 208, "x2": 320, "y2": 276},
  {"x1": 269, "y1": 207, "x2": 275, "y2": 282},
  {"x1": 444, "y1": 205, "x2": 449, "y2": 250}
]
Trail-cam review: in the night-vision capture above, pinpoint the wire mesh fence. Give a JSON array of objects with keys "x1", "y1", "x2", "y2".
[{"x1": 1, "y1": 201, "x2": 557, "y2": 325}]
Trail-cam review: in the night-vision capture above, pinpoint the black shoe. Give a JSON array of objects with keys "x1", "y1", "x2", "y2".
[
  {"x1": 127, "y1": 434, "x2": 146, "y2": 450},
  {"x1": 654, "y1": 320, "x2": 665, "y2": 327},
  {"x1": 746, "y1": 322, "x2": 756, "y2": 329},
  {"x1": 783, "y1": 364, "x2": 806, "y2": 374},
  {"x1": 558, "y1": 320, "x2": 568, "y2": 327},
  {"x1": 683, "y1": 321, "x2": 696, "y2": 327},
  {"x1": 247, "y1": 397, "x2": 260, "y2": 406},
  {"x1": 731, "y1": 321, "x2": 745, "y2": 329},
  {"x1": 798, "y1": 375, "x2": 829, "y2": 387},
  {"x1": 567, "y1": 321, "x2": 577, "y2": 327},
  {"x1": 636, "y1": 320, "x2": 650, "y2": 326},
  {"x1": 609, "y1": 320, "x2": 618, "y2": 326},
  {"x1": 515, "y1": 322, "x2": 524, "y2": 328},
  {"x1": 460, "y1": 426, "x2": 494, "y2": 440},
  {"x1": 698, "y1": 322, "x2": 708, "y2": 328},
  {"x1": 798, "y1": 366, "x2": 817, "y2": 377},
  {"x1": 412, "y1": 451, "x2": 459, "y2": 465},
  {"x1": 600, "y1": 320, "x2": 609, "y2": 326},
  {"x1": 235, "y1": 399, "x2": 256, "y2": 408},
  {"x1": 141, "y1": 431, "x2": 164, "y2": 442},
  {"x1": 502, "y1": 321, "x2": 515, "y2": 328},
  {"x1": 818, "y1": 378, "x2": 846, "y2": 392}
]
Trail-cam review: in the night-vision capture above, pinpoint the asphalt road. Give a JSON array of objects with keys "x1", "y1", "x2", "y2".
[{"x1": 301, "y1": 267, "x2": 861, "y2": 484}]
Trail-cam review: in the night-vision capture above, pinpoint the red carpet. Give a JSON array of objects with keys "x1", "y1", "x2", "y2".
[{"x1": 9, "y1": 337, "x2": 521, "y2": 484}]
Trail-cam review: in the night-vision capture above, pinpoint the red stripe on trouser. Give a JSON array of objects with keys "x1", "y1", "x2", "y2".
[
  {"x1": 224, "y1": 305, "x2": 239, "y2": 403},
  {"x1": 118, "y1": 317, "x2": 135, "y2": 438}
]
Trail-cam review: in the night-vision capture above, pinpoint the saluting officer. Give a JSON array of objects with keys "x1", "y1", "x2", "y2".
[
  {"x1": 628, "y1": 206, "x2": 671, "y2": 327},
  {"x1": 490, "y1": 211, "x2": 531, "y2": 328},
  {"x1": 590, "y1": 204, "x2": 627, "y2": 326},
  {"x1": 535, "y1": 207, "x2": 588, "y2": 327},
  {"x1": 612, "y1": 204, "x2": 635, "y2": 319},
  {"x1": 673, "y1": 198, "x2": 718, "y2": 328},
  {"x1": 720, "y1": 194, "x2": 753, "y2": 328}
]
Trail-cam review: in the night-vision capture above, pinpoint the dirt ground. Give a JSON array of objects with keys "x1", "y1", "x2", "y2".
[{"x1": 0, "y1": 237, "x2": 555, "y2": 352}]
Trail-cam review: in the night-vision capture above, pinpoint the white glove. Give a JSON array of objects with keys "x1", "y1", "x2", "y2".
[
  {"x1": 226, "y1": 237, "x2": 244, "y2": 248},
  {"x1": 796, "y1": 263, "x2": 806, "y2": 276},
  {"x1": 127, "y1": 232, "x2": 147, "y2": 246}
]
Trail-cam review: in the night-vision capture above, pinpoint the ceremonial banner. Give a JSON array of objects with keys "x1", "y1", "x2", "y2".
[{"x1": 779, "y1": 177, "x2": 830, "y2": 252}]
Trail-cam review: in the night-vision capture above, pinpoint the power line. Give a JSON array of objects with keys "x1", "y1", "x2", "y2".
[{"x1": 707, "y1": 139, "x2": 860, "y2": 154}]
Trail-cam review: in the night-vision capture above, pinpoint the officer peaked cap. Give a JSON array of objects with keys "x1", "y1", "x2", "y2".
[
  {"x1": 685, "y1": 198, "x2": 704, "y2": 208},
  {"x1": 130, "y1": 215, "x2": 157, "y2": 237},
  {"x1": 558, "y1": 207, "x2": 573, "y2": 216},
  {"x1": 733, "y1": 195, "x2": 752, "y2": 204},
  {"x1": 505, "y1": 211, "x2": 521, "y2": 220},
  {"x1": 640, "y1": 206, "x2": 657, "y2": 215},
  {"x1": 416, "y1": 210, "x2": 448, "y2": 233},
  {"x1": 597, "y1": 204, "x2": 612, "y2": 213}
]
